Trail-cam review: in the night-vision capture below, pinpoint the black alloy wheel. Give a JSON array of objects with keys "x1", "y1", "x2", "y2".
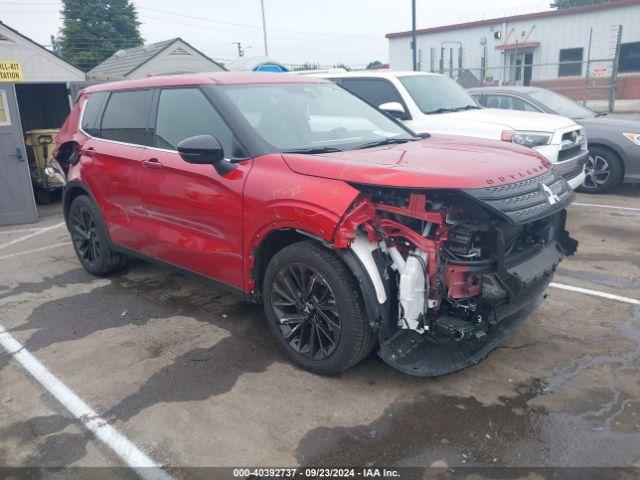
[
  {"x1": 70, "y1": 204, "x2": 102, "y2": 268},
  {"x1": 270, "y1": 262, "x2": 341, "y2": 360},
  {"x1": 262, "y1": 241, "x2": 375, "y2": 375},
  {"x1": 67, "y1": 195, "x2": 127, "y2": 276}
]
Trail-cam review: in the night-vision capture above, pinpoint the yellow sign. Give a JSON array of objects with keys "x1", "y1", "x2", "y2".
[{"x1": 0, "y1": 61, "x2": 23, "y2": 82}]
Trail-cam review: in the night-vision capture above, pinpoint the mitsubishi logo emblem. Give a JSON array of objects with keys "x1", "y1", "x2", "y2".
[{"x1": 541, "y1": 183, "x2": 560, "y2": 206}]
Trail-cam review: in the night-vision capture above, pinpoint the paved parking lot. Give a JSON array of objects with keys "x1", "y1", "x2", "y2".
[{"x1": 1, "y1": 186, "x2": 639, "y2": 477}]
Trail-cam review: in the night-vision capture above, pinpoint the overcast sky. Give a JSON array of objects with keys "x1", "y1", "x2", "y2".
[{"x1": 6, "y1": 0, "x2": 552, "y2": 66}]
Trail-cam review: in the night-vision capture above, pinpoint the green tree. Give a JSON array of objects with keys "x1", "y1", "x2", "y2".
[
  {"x1": 551, "y1": 0, "x2": 619, "y2": 9},
  {"x1": 59, "y1": 0, "x2": 143, "y2": 71},
  {"x1": 366, "y1": 60, "x2": 383, "y2": 69}
]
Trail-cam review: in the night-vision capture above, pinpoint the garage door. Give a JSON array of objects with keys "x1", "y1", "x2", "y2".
[{"x1": 0, "y1": 83, "x2": 37, "y2": 226}]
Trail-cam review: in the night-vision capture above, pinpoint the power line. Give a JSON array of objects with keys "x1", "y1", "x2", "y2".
[{"x1": 134, "y1": 4, "x2": 381, "y2": 39}]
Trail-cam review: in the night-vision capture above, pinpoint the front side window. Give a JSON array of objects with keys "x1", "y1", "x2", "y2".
[
  {"x1": 398, "y1": 75, "x2": 478, "y2": 114},
  {"x1": 154, "y1": 87, "x2": 243, "y2": 158},
  {"x1": 558, "y1": 48, "x2": 583, "y2": 77},
  {"x1": 220, "y1": 82, "x2": 415, "y2": 152},
  {"x1": 100, "y1": 90, "x2": 152, "y2": 145},
  {"x1": 485, "y1": 94, "x2": 540, "y2": 112},
  {"x1": 339, "y1": 78, "x2": 404, "y2": 108}
]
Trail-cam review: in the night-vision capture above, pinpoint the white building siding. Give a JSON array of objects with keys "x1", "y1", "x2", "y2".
[
  {"x1": 388, "y1": 3, "x2": 640, "y2": 83},
  {"x1": 0, "y1": 24, "x2": 85, "y2": 82},
  {"x1": 127, "y1": 40, "x2": 224, "y2": 79}
]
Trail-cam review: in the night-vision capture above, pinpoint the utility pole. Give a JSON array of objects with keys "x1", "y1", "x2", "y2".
[
  {"x1": 50, "y1": 34, "x2": 59, "y2": 54},
  {"x1": 231, "y1": 42, "x2": 244, "y2": 58},
  {"x1": 260, "y1": 0, "x2": 269, "y2": 56},
  {"x1": 411, "y1": 0, "x2": 417, "y2": 71}
]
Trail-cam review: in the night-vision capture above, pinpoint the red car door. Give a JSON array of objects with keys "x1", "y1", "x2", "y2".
[
  {"x1": 80, "y1": 89, "x2": 153, "y2": 251},
  {"x1": 139, "y1": 87, "x2": 251, "y2": 290}
]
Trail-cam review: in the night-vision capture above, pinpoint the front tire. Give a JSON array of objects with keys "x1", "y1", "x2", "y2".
[
  {"x1": 68, "y1": 195, "x2": 127, "y2": 276},
  {"x1": 262, "y1": 241, "x2": 375, "y2": 375},
  {"x1": 579, "y1": 146, "x2": 624, "y2": 193}
]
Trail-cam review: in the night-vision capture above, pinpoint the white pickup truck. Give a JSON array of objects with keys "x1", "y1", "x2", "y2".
[{"x1": 317, "y1": 71, "x2": 587, "y2": 190}]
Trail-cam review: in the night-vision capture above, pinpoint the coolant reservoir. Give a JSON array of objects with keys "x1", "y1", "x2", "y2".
[{"x1": 398, "y1": 251, "x2": 427, "y2": 331}]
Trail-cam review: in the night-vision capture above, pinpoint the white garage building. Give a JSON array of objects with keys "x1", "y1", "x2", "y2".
[
  {"x1": 0, "y1": 22, "x2": 85, "y2": 226},
  {"x1": 87, "y1": 38, "x2": 226, "y2": 81}
]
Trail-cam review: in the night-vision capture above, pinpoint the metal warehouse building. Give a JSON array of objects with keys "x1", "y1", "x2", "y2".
[{"x1": 386, "y1": 0, "x2": 640, "y2": 107}]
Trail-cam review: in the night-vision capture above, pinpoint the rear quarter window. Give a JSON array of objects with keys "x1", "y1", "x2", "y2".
[{"x1": 81, "y1": 92, "x2": 108, "y2": 136}]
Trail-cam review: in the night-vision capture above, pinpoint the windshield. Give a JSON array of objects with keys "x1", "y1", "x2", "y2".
[
  {"x1": 528, "y1": 89, "x2": 595, "y2": 119},
  {"x1": 220, "y1": 83, "x2": 417, "y2": 152},
  {"x1": 399, "y1": 75, "x2": 479, "y2": 114}
]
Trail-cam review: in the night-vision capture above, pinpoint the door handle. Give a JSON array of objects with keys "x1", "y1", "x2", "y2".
[
  {"x1": 143, "y1": 157, "x2": 163, "y2": 170},
  {"x1": 9, "y1": 147, "x2": 24, "y2": 161},
  {"x1": 81, "y1": 146, "x2": 95, "y2": 157}
]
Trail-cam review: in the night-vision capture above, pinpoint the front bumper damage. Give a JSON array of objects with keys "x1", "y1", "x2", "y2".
[{"x1": 338, "y1": 169, "x2": 578, "y2": 377}]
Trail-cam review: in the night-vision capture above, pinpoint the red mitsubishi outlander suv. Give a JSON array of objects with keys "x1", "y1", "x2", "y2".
[{"x1": 55, "y1": 73, "x2": 577, "y2": 377}]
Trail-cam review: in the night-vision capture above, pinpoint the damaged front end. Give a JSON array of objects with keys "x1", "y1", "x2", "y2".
[{"x1": 334, "y1": 169, "x2": 578, "y2": 377}]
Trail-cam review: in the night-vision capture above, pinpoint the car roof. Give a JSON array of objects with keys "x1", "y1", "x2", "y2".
[
  {"x1": 468, "y1": 86, "x2": 543, "y2": 94},
  {"x1": 319, "y1": 70, "x2": 442, "y2": 79},
  {"x1": 83, "y1": 71, "x2": 327, "y2": 94}
]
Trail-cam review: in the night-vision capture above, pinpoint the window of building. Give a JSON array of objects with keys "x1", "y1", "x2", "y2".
[
  {"x1": 155, "y1": 88, "x2": 242, "y2": 158},
  {"x1": 100, "y1": 89, "x2": 153, "y2": 145},
  {"x1": 0, "y1": 90, "x2": 11, "y2": 126},
  {"x1": 558, "y1": 48, "x2": 583, "y2": 77},
  {"x1": 81, "y1": 91, "x2": 107, "y2": 137},
  {"x1": 619, "y1": 41, "x2": 640, "y2": 73}
]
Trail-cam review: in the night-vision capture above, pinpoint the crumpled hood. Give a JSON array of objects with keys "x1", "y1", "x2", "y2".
[
  {"x1": 282, "y1": 134, "x2": 552, "y2": 190},
  {"x1": 439, "y1": 108, "x2": 577, "y2": 131}
]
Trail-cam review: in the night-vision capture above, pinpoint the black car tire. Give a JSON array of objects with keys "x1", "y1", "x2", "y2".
[
  {"x1": 579, "y1": 146, "x2": 624, "y2": 194},
  {"x1": 263, "y1": 240, "x2": 375, "y2": 375},
  {"x1": 68, "y1": 195, "x2": 127, "y2": 276}
]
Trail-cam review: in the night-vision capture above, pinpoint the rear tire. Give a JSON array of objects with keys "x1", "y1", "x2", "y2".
[
  {"x1": 68, "y1": 195, "x2": 127, "y2": 276},
  {"x1": 579, "y1": 146, "x2": 624, "y2": 193},
  {"x1": 262, "y1": 241, "x2": 375, "y2": 375}
]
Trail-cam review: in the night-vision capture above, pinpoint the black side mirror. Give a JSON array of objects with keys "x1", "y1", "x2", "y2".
[{"x1": 177, "y1": 135, "x2": 236, "y2": 175}]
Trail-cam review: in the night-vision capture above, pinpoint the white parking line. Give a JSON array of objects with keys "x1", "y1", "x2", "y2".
[
  {"x1": 0, "y1": 227, "x2": 47, "y2": 234},
  {"x1": 0, "y1": 222, "x2": 65, "y2": 251},
  {"x1": 550, "y1": 282, "x2": 640, "y2": 305},
  {"x1": 0, "y1": 242, "x2": 72, "y2": 262},
  {"x1": 0, "y1": 324, "x2": 174, "y2": 480},
  {"x1": 572, "y1": 202, "x2": 640, "y2": 213}
]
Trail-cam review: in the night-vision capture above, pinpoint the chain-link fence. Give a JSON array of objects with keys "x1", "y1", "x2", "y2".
[{"x1": 419, "y1": 25, "x2": 637, "y2": 113}]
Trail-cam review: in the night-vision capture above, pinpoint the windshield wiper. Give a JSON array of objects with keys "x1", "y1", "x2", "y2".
[
  {"x1": 424, "y1": 107, "x2": 456, "y2": 114},
  {"x1": 595, "y1": 112, "x2": 608, "y2": 117},
  {"x1": 452, "y1": 105, "x2": 481, "y2": 111},
  {"x1": 283, "y1": 146, "x2": 343, "y2": 154},
  {"x1": 355, "y1": 138, "x2": 416, "y2": 150}
]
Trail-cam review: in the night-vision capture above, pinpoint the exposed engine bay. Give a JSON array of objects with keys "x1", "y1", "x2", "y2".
[{"x1": 334, "y1": 171, "x2": 577, "y2": 377}]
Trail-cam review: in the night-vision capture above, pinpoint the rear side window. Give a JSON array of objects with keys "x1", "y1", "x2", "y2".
[
  {"x1": 81, "y1": 92, "x2": 107, "y2": 136},
  {"x1": 100, "y1": 90, "x2": 153, "y2": 145},
  {"x1": 154, "y1": 87, "x2": 243, "y2": 158},
  {"x1": 340, "y1": 78, "x2": 404, "y2": 108}
]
